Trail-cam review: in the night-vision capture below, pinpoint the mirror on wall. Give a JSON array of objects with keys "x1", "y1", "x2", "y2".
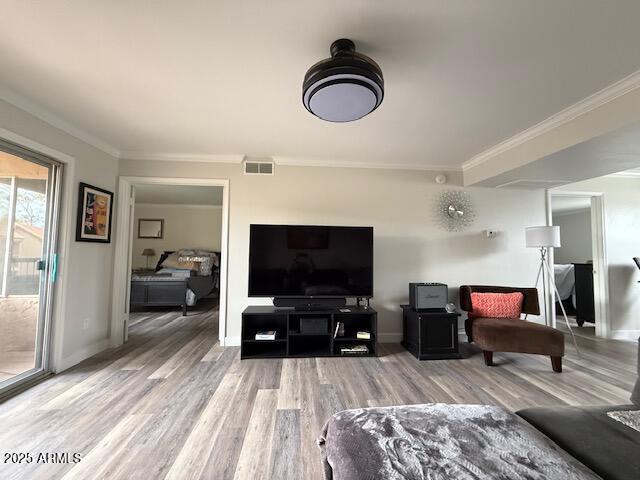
[{"x1": 138, "y1": 218, "x2": 164, "y2": 239}]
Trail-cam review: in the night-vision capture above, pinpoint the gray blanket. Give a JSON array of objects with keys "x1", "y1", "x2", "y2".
[{"x1": 318, "y1": 404, "x2": 600, "y2": 480}]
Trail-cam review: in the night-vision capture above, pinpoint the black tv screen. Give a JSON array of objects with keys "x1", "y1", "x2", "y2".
[{"x1": 248, "y1": 224, "x2": 373, "y2": 297}]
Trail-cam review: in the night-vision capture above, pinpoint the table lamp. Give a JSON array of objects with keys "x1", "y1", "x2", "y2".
[{"x1": 142, "y1": 248, "x2": 156, "y2": 269}]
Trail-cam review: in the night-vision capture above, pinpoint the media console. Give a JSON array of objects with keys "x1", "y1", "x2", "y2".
[{"x1": 241, "y1": 306, "x2": 377, "y2": 359}]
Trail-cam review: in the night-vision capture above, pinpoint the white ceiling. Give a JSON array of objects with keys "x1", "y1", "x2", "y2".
[
  {"x1": 134, "y1": 184, "x2": 223, "y2": 206},
  {"x1": 2, "y1": 1, "x2": 640, "y2": 169},
  {"x1": 474, "y1": 120, "x2": 640, "y2": 187},
  {"x1": 551, "y1": 196, "x2": 591, "y2": 216}
]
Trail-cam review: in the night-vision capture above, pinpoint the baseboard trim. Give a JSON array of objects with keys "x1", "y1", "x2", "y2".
[
  {"x1": 609, "y1": 330, "x2": 640, "y2": 341},
  {"x1": 223, "y1": 336, "x2": 241, "y2": 347},
  {"x1": 55, "y1": 339, "x2": 110, "y2": 373},
  {"x1": 378, "y1": 333, "x2": 402, "y2": 343}
]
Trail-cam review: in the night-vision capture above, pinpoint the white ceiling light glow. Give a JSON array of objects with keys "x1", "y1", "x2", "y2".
[{"x1": 302, "y1": 39, "x2": 384, "y2": 122}]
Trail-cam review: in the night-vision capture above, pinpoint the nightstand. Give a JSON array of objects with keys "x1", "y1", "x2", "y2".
[{"x1": 401, "y1": 304, "x2": 462, "y2": 360}]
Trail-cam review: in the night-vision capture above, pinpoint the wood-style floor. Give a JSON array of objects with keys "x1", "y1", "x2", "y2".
[
  {"x1": 0, "y1": 301, "x2": 637, "y2": 480},
  {"x1": 557, "y1": 315, "x2": 596, "y2": 338}
]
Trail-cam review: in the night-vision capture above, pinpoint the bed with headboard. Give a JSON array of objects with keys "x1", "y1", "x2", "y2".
[{"x1": 130, "y1": 249, "x2": 220, "y2": 315}]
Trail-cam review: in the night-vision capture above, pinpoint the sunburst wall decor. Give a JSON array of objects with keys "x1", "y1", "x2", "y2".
[{"x1": 436, "y1": 190, "x2": 476, "y2": 232}]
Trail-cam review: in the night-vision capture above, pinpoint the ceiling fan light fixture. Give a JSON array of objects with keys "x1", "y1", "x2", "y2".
[{"x1": 302, "y1": 39, "x2": 384, "y2": 122}]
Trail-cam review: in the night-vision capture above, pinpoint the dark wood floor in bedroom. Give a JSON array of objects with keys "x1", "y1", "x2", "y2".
[{"x1": 0, "y1": 301, "x2": 636, "y2": 480}]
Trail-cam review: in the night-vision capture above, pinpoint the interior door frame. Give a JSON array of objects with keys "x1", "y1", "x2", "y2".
[
  {"x1": 111, "y1": 176, "x2": 230, "y2": 347},
  {"x1": 546, "y1": 189, "x2": 610, "y2": 338},
  {"x1": 0, "y1": 136, "x2": 64, "y2": 396},
  {"x1": 122, "y1": 184, "x2": 136, "y2": 343}
]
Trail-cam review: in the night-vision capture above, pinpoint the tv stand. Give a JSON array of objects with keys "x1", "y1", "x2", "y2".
[
  {"x1": 241, "y1": 306, "x2": 377, "y2": 359},
  {"x1": 273, "y1": 297, "x2": 347, "y2": 310}
]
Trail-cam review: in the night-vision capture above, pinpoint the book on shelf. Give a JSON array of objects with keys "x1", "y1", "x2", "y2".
[
  {"x1": 340, "y1": 344, "x2": 369, "y2": 355},
  {"x1": 334, "y1": 322, "x2": 345, "y2": 338},
  {"x1": 255, "y1": 330, "x2": 277, "y2": 341},
  {"x1": 356, "y1": 331, "x2": 371, "y2": 340}
]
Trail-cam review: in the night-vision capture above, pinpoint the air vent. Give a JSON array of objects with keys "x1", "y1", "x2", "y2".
[
  {"x1": 495, "y1": 179, "x2": 570, "y2": 189},
  {"x1": 243, "y1": 159, "x2": 274, "y2": 175}
]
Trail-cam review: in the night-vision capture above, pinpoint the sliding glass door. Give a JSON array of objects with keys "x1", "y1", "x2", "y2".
[{"x1": 0, "y1": 140, "x2": 61, "y2": 395}]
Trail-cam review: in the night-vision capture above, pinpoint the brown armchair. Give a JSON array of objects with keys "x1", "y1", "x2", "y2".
[{"x1": 460, "y1": 285, "x2": 565, "y2": 372}]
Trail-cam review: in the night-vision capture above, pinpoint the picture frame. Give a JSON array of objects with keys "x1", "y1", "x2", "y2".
[
  {"x1": 76, "y1": 182, "x2": 114, "y2": 243},
  {"x1": 138, "y1": 218, "x2": 164, "y2": 239}
]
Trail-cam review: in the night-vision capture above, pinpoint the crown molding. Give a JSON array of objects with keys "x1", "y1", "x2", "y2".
[
  {"x1": 463, "y1": 69, "x2": 640, "y2": 172},
  {"x1": 120, "y1": 151, "x2": 244, "y2": 163},
  {"x1": 0, "y1": 84, "x2": 121, "y2": 159},
  {"x1": 275, "y1": 156, "x2": 462, "y2": 172},
  {"x1": 121, "y1": 152, "x2": 461, "y2": 172},
  {"x1": 135, "y1": 202, "x2": 222, "y2": 209}
]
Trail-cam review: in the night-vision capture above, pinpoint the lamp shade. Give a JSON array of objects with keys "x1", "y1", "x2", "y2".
[
  {"x1": 525, "y1": 226, "x2": 561, "y2": 248},
  {"x1": 142, "y1": 248, "x2": 156, "y2": 256}
]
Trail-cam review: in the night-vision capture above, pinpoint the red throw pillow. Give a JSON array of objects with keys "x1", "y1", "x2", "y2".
[{"x1": 469, "y1": 292, "x2": 524, "y2": 319}]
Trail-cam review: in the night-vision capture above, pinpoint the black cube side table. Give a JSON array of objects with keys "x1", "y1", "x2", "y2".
[{"x1": 401, "y1": 304, "x2": 462, "y2": 360}]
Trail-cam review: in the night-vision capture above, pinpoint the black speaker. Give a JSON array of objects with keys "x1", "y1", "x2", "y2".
[{"x1": 409, "y1": 283, "x2": 448, "y2": 311}]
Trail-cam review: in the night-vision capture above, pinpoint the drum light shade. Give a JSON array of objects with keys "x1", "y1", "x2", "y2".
[
  {"x1": 302, "y1": 39, "x2": 384, "y2": 122},
  {"x1": 525, "y1": 226, "x2": 561, "y2": 248}
]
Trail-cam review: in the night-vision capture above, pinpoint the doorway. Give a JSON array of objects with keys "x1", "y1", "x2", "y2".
[
  {"x1": 111, "y1": 177, "x2": 229, "y2": 347},
  {"x1": 548, "y1": 191, "x2": 609, "y2": 338},
  {"x1": 0, "y1": 140, "x2": 61, "y2": 395}
]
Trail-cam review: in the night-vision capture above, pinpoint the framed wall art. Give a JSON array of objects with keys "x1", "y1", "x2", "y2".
[{"x1": 76, "y1": 182, "x2": 113, "y2": 243}]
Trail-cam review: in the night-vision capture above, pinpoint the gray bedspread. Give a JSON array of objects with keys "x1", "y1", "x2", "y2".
[
  {"x1": 186, "y1": 275, "x2": 216, "y2": 302},
  {"x1": 318, "y1": 403, "x2": 601, "y2": 480}
]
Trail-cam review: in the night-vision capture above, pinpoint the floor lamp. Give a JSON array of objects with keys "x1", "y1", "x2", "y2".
[{"x1": 525, "y1": 226, "x2": 580, "y2": 356}]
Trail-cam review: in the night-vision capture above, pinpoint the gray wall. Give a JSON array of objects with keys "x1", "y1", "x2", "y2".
[
  {"x1": 120, "y1": 159, "x2": 547, "y2": 343},
  {"x1": 132, "y1": 204, "x2": 222, "y2": 269},
  {"x1": 552, "y1": 210, "x2": 592, "y2": 264}
]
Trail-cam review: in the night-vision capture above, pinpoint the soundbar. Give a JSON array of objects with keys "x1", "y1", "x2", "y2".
[{"x1": 273, "y1": 297, "x2": 347, "y2": 310}]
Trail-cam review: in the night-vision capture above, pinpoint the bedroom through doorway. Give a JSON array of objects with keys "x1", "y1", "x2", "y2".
[
  {"x1": 549, "y1": 190, "x2": 608, "y2": 339},
  {"x1": 111, "y1": 177, "x2": 229, "y2": 349},
  {"x1": 551, "y1": 195, "x2": 595, "y2": 338},
  {"x1": 126, "y1": 183, "x2": 224, "y2": 340}
]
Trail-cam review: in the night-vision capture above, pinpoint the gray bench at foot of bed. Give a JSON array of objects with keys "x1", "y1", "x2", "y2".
[{"x1": 130, "y1": 278, "x2": 189, "y2": 315}]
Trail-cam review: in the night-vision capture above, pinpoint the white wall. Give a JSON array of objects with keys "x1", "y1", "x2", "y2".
[
  {"x1": 552, "y1": 210, "x2": 592, "y2": 264},
  {"x1": 132, "y1": 204, "x2": 222, "y2": 268},
  {"x1": 556, "y1": 176, "x2": 640, "y2": 337},
  {"x1": 119, "y1": 159, "x2": 547, "y2": 343},
  {"x1": 0, "y1": 98, "x2": 118, "y2": 371}
]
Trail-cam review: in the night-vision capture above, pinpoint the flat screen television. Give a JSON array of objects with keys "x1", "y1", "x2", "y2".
[{"x1": 248, "y1": 224, "x2": 373, "y2": 298}]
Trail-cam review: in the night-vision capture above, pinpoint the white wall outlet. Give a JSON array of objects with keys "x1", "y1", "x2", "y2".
[
  {"x1": 485, "y1": 230, "x2": 498, "y2": 238},
  {"x1": 82, "y1": 318, "x2": 90, "y2": 330}
]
